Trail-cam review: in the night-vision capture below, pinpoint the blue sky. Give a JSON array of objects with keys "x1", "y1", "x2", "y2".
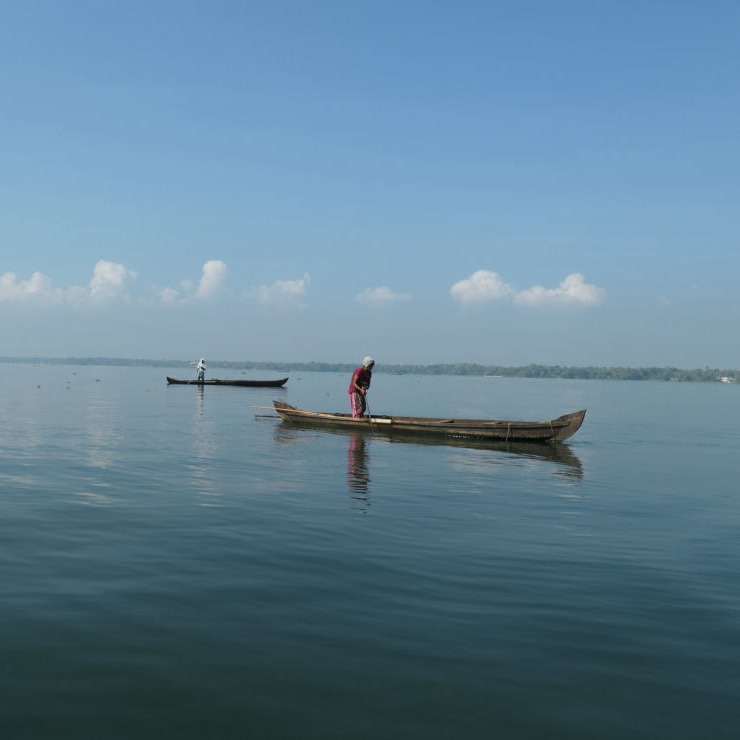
[{"x1": 2, "y1": 0, "x2": 738, "y2": 367}]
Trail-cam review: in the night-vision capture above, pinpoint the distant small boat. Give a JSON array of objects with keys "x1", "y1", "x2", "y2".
[
  {"x1": 271, "y1": 401, "x2": 585, "y2": 443},
  {"x1": 167, "y1": 376, "x2": 288, "y2": 388},
  {"x1": 718, "y1": 376, "x2": 735, "y2": 384}
]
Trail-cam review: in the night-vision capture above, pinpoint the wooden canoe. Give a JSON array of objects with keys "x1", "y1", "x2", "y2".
[
  {"x1": 167, "y1": 376, "x2": 288, "y2": 388},
  {"x1": 272, "y1": 401, "x2": 585, "y2": 443}
]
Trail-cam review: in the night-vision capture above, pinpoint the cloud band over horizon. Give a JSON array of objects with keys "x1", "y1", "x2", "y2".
[{"x1": 1, "y1": 262, "x2": 606, "y2": 310}]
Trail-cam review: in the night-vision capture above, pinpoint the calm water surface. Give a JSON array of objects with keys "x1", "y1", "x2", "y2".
[{"x1": 1, "y1": 364, "x2": 738, "y2": 739}]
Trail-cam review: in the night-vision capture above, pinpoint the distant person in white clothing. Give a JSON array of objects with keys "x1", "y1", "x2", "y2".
[{"x1": 196, "y1": 358, "x2": 207, "y2": 383}]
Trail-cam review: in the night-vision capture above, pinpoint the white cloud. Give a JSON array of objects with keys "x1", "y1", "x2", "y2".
[
  {"x1": 250, "y1": 273, "x2": 310, "y2": 306},
  {"x1": 88, "y1": 260, "x2": 136, "y2": 303},
  {"x1": 514, "y1": 273, "x2": 606, "y2": 307},
  {"x1": 0, "y1": 271, "x2": 58, "y2": 303},
  {"x1": 0, "y1": 261, "x2": 135, "y2": 305},
  {"x1": 450, "y1": 270, "x2": 515, "y2": 305},
  {"x1": 195, "y1": 260, "x2": 228, "y2": 300},
  {"x1": 451, "y1": 269, "x2": 605, "y2": 308},
  {"x1": 157, "y1": 260, "x2": 228, "y2": 304},
  {"x1": 158, "y1": 287, "x2": 179, "y2": 304},
  {"x1": 356, "y1": 286, "x2": 411, "y2": 305}
]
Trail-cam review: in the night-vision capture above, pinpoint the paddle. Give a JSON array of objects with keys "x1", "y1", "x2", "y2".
[{"x1": 364, "y1": 390, "x2": 374, "y2": 432}]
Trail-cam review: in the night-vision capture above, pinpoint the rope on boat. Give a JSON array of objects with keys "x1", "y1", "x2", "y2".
[{"x1": 506, "y1": 422, "x2": 511, "y2": 442}]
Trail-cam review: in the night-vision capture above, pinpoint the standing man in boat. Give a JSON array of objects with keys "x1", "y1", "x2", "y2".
[
  {"x1": 348, "y1": 356, "x2": 374, "y2": 418},
  {"x1": 196, "y1": 358, "x2": 207, "y2": 383}
]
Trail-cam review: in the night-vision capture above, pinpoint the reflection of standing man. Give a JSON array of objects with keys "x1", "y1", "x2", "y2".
[
  {"x1": 347, "y1": 434, "x2": 370, "y2": 497},
  {"x1": 196, "y1": 358, "x2": 207, "y2": 383},
  {"x1": 348, "y1": 356, "x2": 374, "y2": 418}
]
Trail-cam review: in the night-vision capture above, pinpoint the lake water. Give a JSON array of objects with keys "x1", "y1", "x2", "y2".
[{"x1": 1, "y1": 364, "x2": 738, "y2": 739}]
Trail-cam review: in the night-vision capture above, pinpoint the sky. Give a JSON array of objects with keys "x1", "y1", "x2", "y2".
[{"x1": 1, "y1": 0, "x2": 738, "y2": 368}]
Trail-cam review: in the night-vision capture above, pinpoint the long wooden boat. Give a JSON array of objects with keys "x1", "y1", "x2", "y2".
[
  {"x1": 271, "y1": 401, "x2": 585, "y2": 443},
  {"x1": 167, "y1": 376, "x2": 288, "y2": 388}
]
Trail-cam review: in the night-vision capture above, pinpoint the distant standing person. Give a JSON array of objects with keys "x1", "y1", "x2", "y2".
[
  {"x1": 348, "y1": 356, "x2": 374, "y2": 418},
  {"x1": 196, "y1": 358, "x2": 207, "y2": 383}
]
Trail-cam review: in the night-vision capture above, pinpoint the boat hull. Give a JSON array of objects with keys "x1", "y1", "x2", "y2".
[
  {"x1": 167, "y1": 376, "x2": 288, "y2": 388},
  {"x1": 271, "y1": 401, "x2": 585, "y2": 443}
]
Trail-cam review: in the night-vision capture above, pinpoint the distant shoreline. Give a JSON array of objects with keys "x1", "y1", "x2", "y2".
[{"x1": 1, "y1": 356, "x2": 737, "y2": 383}]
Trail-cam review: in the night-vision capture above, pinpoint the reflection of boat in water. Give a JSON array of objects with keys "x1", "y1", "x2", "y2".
[
  {"x1": 272, "y1": 401, "x2": 586, "y2": 442},
  {"x1": 271, "y1": 417, "x2": 583, "y2": 475},
  {"x1": 385, "y1": 432, "x2": 583, "y2": 475}
]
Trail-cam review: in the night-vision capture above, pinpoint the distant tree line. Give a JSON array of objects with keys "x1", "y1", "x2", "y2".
[{"x1": 1, "y1": 356, "x2": 737, "y2": 383}]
